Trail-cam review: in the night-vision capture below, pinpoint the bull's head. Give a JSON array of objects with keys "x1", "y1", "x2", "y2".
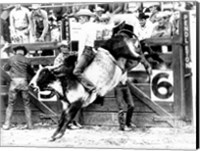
[{"x1": 29, "y1": 65, "x2": 56, "y2": 91}]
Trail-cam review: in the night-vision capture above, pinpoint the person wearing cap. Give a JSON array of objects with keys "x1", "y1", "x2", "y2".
[
  {"x1": 151, "y1": 11, "x2": 173, "y2": 38},
  {"x1": 29, "y1": 4, "x2": 49, "y2": 42},
  {"x1": 9, "y1": 4, "x2": 31, "y2": 43},
  {"x1": 144, "y1": 2, "x2": 161, "y2": 23},
  {"x1": 52, "y1": 40, "x2": 82, "y2": 129},
  {"x1": 2, "y1": 45, "x2": 35, "y2": 130},
  {"x1": 73, "y1": 8, "x2": 98, "y2": 92},
  {"x1": 135, "y1": 12, "x2": 154, "y2": 40},
  {"x1": 54, "y1": 40, "x2": 70, "y2": 68},
  {"x1": 94, "y1": 6, "x2": 105, "y2": 18}
]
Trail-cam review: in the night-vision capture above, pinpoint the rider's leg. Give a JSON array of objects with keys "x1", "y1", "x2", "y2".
[{"x1": 73, "y1": 46, "x2": 96, "y2": 92}]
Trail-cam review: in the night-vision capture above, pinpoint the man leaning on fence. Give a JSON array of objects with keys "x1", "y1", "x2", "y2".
[{"x1": 2, "y1": 46, "x2": 35, "y2": 130}]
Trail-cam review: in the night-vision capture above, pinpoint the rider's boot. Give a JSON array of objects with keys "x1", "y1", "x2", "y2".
[{"x1": 73, "y1": 47, "x2": 96, "y2": 92}]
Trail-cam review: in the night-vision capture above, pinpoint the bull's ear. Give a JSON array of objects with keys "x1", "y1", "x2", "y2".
[{"x1": 39, "y1": 64, "x2": 43, "y2": 70}]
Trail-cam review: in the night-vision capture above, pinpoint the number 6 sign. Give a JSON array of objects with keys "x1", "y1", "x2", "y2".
[{"x1": 151, "y1": 70, "x2": 174, "y2": 102}]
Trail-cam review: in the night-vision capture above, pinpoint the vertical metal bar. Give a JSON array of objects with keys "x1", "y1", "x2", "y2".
[{"x1": 0, "y1": 4, "x2": 2, "y2": 44}]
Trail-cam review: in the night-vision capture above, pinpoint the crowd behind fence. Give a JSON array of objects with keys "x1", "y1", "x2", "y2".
[{"x1": 0, "y1": 2, "x2": 196, "y2": 57}]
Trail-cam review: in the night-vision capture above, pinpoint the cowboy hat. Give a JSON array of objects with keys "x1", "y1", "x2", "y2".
[
  {"x1": 156, "y1": 11, "x2": 172, "y2": 19},
  {"x1": 93, "y1": 6, "x2": 104, "y2": 12},
  {"x1": 74, "y1": 9, "x2": 95, "y2": 17},
  {"x1": 29, "y1": 4, "x2": 41, "y2": 10},
  {"x1": 138, "y1": 12, "x2": 149, "y2": 20},
  {"x1": 58, "y1": 40, "x2": 69, "y2": 47},
  {"x1": 13, "y1": 46, "x2": 28, "y2": 55}
]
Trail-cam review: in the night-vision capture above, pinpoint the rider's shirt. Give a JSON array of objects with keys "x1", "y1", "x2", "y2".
[{"x1": 78, "y1": 21, "x2": 98, "y2": 60}]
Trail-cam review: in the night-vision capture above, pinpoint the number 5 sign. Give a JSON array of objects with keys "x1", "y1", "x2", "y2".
[{"x1": 151, "y1": 70, "x2": 174, "y2": 102}]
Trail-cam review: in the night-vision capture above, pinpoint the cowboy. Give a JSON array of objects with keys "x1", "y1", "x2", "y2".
[
  {"x1": 135, "y1": 12, "x2": 154, "y2": 40},
  {"x1": 29, "y1": 4, "x2": 49, "y2": 42},
  {"x1": 151, "y1": 11, "x2": 173, "y2": 38},
  {"x1": 72, "y1": 9, "x2": 98, "y2": 92},
  {"x1": 9, "y1": 4, "x2": 31, "y2": 43},
  {"x1": 143, "y1": 2, "x2": 161, "y2": 23},
  {"x1": 112, "y1": 22, "x2": 152, "y2": 131},
  {"x1": 54, "y1": 40, "x2": 70, "y2": 68},
  {"x1": 2, "y1": 45, "x2": 35, "y2": 130},
  {"x1": 94, "y1": 6, "x2": 105, "y2": 18}
]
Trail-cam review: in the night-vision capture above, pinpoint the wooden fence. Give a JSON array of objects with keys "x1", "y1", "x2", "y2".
[{"x1": 0, "y1": 11, "x2": 193, "y2": 128}]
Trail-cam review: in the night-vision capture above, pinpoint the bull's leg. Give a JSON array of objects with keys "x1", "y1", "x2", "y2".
[
  {"x1": 49, "y1": 110, "x2": 68, "y2": 141},
  {"x1": 50, "y1": 100, "x2": 83, "y2": 141}
]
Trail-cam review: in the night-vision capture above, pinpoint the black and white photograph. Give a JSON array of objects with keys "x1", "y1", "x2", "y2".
[{"x1": 0, "y1": 0, "x2": 198, "y2": 150}]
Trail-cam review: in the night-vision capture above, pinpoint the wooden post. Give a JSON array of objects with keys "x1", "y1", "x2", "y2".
[{"x1": 172, "y1": 44, "x2": 185, "y2": 118}]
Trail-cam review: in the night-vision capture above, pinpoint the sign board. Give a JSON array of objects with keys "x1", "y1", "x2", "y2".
[
  {"x1": 151, "y1": 70, "x2": 174, "y2": 102},
  {"x1": 68, "y1": 18, "x2": 113, "y2": 41}
]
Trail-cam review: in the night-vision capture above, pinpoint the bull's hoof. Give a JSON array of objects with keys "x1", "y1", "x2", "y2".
[
  {"x1": 49, "y1": 137, "x2": 56, "y2": 142},
  {"x1": 49, "y1": 132, "x2": 64, "y2": 142}
]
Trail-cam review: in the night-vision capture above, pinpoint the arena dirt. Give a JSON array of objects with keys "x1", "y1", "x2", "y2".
[{"x1": 0, "y1": 123, "x2": 196, "y2": 150}]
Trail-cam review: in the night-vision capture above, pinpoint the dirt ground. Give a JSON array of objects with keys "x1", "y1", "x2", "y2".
[{"x1": 0, "y1": 123, "x2": 196, "y2": 150}]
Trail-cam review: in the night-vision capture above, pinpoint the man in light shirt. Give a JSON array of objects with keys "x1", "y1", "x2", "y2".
[
  {"x1": 73, "y1": 9, "x2": 98, "y2": 92},
  {"x1": 9, "y1": 4, "x2": 31, "y2": 43},
  {"x1": 151, "y1": 11, "x2": 173, "y2": 38},
  {"x1": 135, "y1": 12, "x2": 153, "y2": 40}
]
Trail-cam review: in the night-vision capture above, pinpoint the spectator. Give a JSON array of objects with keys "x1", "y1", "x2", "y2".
[
  {"x1": 124, "y1": 2, "x2": 142, "y2": 14},
  {"x1": 54, "y1": 40, "x2": 70, "y2": 67},
  {"x1": 29, "y1": 4, "x2": 49, "y2": 42},
  {"x1": 151, "y1": 11, "x2": 173, "y2": 38},
  {"x1": 1, "y1": 5, "x2": 14, "y2": 43},
  {"x1": 93, "y1": 6, "x2": 105, "y2": 22},
  {"x1": 2, "y1": 46, "x2": 35, "y2": 130},
  {"x1": 94, "y1": 6, "x2": 105, "y2": 17},
  {"x1": 9, "y1": 4, "x2": 31, "y2": 44},
  {"x1": 135, "y1": 12, "x2": 153, "y2": 40},
  {"x1": 48, "y1": 10, "x2": 61, "y2": 42},
  {"x1": 144, "y1": 2, "x2": 161, "y2": 23},
  {"x1": 170, "y1": 10, "x2": 181, "y2": 35},
  {"x1": 104, "y1": 3, "x2": 125, "y2": 14}
]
